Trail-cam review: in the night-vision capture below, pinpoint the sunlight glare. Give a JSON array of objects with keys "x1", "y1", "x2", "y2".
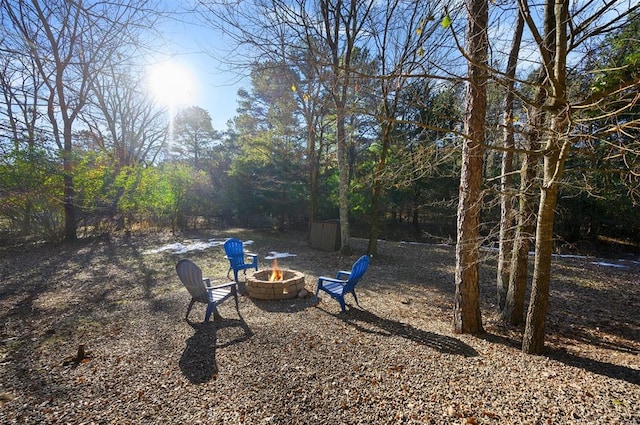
[{"x1": 147, "y1": 61, "x2": 195, "y2": 107}]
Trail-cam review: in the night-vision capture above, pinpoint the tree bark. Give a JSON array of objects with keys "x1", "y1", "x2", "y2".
[
  {"x1": 502, "y1": 85, "x2": 545, "y2": 326},
  {"x1": 503, "y1": 0, "x2": 556, "y2": 328},
  {"x1": 522, "y1": 137, "x2": 569, "y2": 353},
  {"x1": 502, "y1": 148, "x2": 537, "y2": 325},
  {"x1": 336, "y1": 101, "x2": 351, "y2": 254},
  {"x1": 368, "y1": 119, "x2": 392, "y2": 256},
  {"x1": 522, "y1": 178, "x2": 556, "y2": 353},
  {"x1": 454, "y1": 0, "x2": 488, "y2": 334},
  {"x1": 523, "y1": 0, "x2": 570, "y2": 354},
  {"x1": 63, "y1": 126, "x2": 77, "y2": 242},
  {"x1": 307, "y1": 121, "x2": 319, "y2": 233}
]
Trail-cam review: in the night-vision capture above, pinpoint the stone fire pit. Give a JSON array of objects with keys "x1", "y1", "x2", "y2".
[{"x1": 246, "y1": 269, "x2": 306, "y2": 300}]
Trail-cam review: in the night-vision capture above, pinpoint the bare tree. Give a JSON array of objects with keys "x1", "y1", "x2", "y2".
[
  {"x1": 0, "y1": 36, "x2": 47, "y2": 234},
  {"x1": 517, "y1": 0, "x2": 640, "y2": 353},
  {"x1": 83, "y1": 64, "x2": 168, "y2": 168},
  {"x1": 310, "y1": 0, "x2": 376, "y2": 253},
  {"x1": 290, "y1": 45, "x2": 332, "y2": 229},
  {"x1": 0, "y1": 48, "x2": 43, "y2": 153},
  {"x1": 1, "y1": 0, "x2": 159, "y2": 241},
  {"x1": 197, "y1": 0, "x2": 378, "y2": 251},
  {"x1": 364, "y1": 0, "x2": 455, "y2": 255}
]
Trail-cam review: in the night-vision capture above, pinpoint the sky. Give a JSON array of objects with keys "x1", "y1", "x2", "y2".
[{"x1": 150, "y1": 8, "x2": 248, "y2": 131}]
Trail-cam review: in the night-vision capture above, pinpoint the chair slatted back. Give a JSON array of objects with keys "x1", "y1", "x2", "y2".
[
  {"x1": 344, "y1": 255, "x2": 370, "y2": 291},
  {"x1": 224, "y1": 238, "x2": 245, "y2": 267},
  {"x1": 176, "y1": 259, "x2": 208, "y2": 303}
]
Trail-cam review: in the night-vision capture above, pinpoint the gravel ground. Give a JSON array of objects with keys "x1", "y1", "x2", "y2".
[{"x1": 0, "y1": 229, "x2": 638, "y2": 424}]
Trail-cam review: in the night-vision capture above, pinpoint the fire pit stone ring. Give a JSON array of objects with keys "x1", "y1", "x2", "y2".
[{"x1": 246, "y1": 269, "x2": 306, "y2": 300}]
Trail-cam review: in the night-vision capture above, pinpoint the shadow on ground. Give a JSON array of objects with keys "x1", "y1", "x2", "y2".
[
  {"x1": 248, "y1": 297, "x2": 318, "y2": 313},
  {"x1": 547, "y1": 347, "x2": 640, "y2": 385},
  {"x1": 321, "y1": 306, "x2": 479, "y2": 357},
  {"x1": 480, "y1": 331, "x2": 640, "y2": 386},
  {"x1": 179, "y1": 315, "x2": 253, "y2": 384}
]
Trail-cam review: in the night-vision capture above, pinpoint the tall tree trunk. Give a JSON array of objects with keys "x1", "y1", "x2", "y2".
[
  {"x1": 63, "y1": 117, "x2": 77, "y2": 242},
  {"x1": 502, "y1": 142, "x2": 538, "y2": 325},
  {"x1": 522, "y1": 180, "x2": 556, "y2": 352},
  {"x1": 454, "y1": 128, "x2": 485, "y2": 334},
  {"x1": 318, "y1": 0, "x2": 368, "y2": 255},
  {"x1": 523, "y1": 0, "x2": 569, "y2": 354},
  {"x1": 503, "y1": 0, "x2": 555, "y2": 326},
  {"x1": 454, "y1": 0, "x2": 488, "y2": 334},
  {"x1": 497, "y1": 10, "x2": 524, "y2": 310},
  {"x1": 368, "y1": 186, "x2": 380, "y2": 255},
  {"x1": 307, "y1": 120, "x2": 319, "y2": 233},
  {"x1": 502, "y1": 85, "x2": 545, "y2": 326},
  {"x1": 337, "y1": 101, "x2": 351, "y2": 254},
  {"x1": 368, "y1": 120, "x2": 392, "y2": 256},
  {"x1": 522, "y1": 137, "x2": 569, "y2": 353}
]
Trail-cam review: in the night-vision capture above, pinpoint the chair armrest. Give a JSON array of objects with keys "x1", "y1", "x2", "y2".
[
  {"x1": 209, "y1": 281, "x2": 238, "y2": 290},
  {"x1": 336, "y1": 271, "x2": 351, "y2": 280},
  {"x1": 203, "y1": 278, "x2": 236, "y2": 290},
  {"x1": 246, "y1": 253, "x2": 258, "y2": 258},
  {"x1": 318, "y1": 276, "x2": 348, "y2": 285}
]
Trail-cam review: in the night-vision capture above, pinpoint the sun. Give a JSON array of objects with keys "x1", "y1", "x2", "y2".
[{"x1": 147, "y1": 60, "x2": 195, "y2": 108}]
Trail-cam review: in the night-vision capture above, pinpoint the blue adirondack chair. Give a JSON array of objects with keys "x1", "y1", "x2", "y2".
[
  {"x1": 176, "y1": 259, "x2": 239, "y2": 322},
  {"x1": 315, "y1": 255, "x2": 370, "y2": 313},
  {"x1": 224, "y1": 238, "x2": 259, "y2": 282}
]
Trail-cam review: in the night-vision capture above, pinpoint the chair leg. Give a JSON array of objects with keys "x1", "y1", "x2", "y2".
[
  {"x1": 315, "y1": 278, "x2": 324, "y2": 295},
  {"x1": 351, "y1": 291, "x2": 360, "y2": 307},
  {"x1": 233, "y1": 289, "x2": 239, "y2": 311},
  {"x1": 185, "y1": 299, "x2": 196, "y2": 320},
  {"x1": 204, "y1": 304, "x2": 220, "y2": 322},
  {"x1": 332, "y1": 292, "x2": 347, "y2": 313},
  {"x1": 338, "y1": 297, "x2": 347, "y2": 313}
]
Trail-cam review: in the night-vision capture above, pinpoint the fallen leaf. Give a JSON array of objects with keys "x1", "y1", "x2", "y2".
[{"x1": 0, "y1": 393, "x2": 15, "y2": 407}]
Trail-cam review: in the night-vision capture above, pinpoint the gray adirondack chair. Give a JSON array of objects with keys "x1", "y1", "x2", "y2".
[{"x1": 176, "y1": 259, "x2": 239, "y2": 322}]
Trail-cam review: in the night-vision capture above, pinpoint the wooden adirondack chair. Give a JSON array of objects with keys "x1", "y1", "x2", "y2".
[
  {"x1": 224, "y1": 238, "x2": 258, "y2": 282},
  {"x1": 176, "y1": 259, "x2": 239, "y2": 322},
  {"x1": 315, "y1": 255, "x2": 370, "y2": 313}
]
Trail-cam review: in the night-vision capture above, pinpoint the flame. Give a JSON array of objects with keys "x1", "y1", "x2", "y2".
[{"x1": 269, "y1": 258, "x2": 283, "y2": 281}]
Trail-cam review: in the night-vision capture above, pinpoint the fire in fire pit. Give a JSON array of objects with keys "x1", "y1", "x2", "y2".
[
  {"x1": 247, "y1": 258, "x2": 305, "y2": 300},
  {"x1": 269, "y1": 259, "x2": 284, "y2": 281}
]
